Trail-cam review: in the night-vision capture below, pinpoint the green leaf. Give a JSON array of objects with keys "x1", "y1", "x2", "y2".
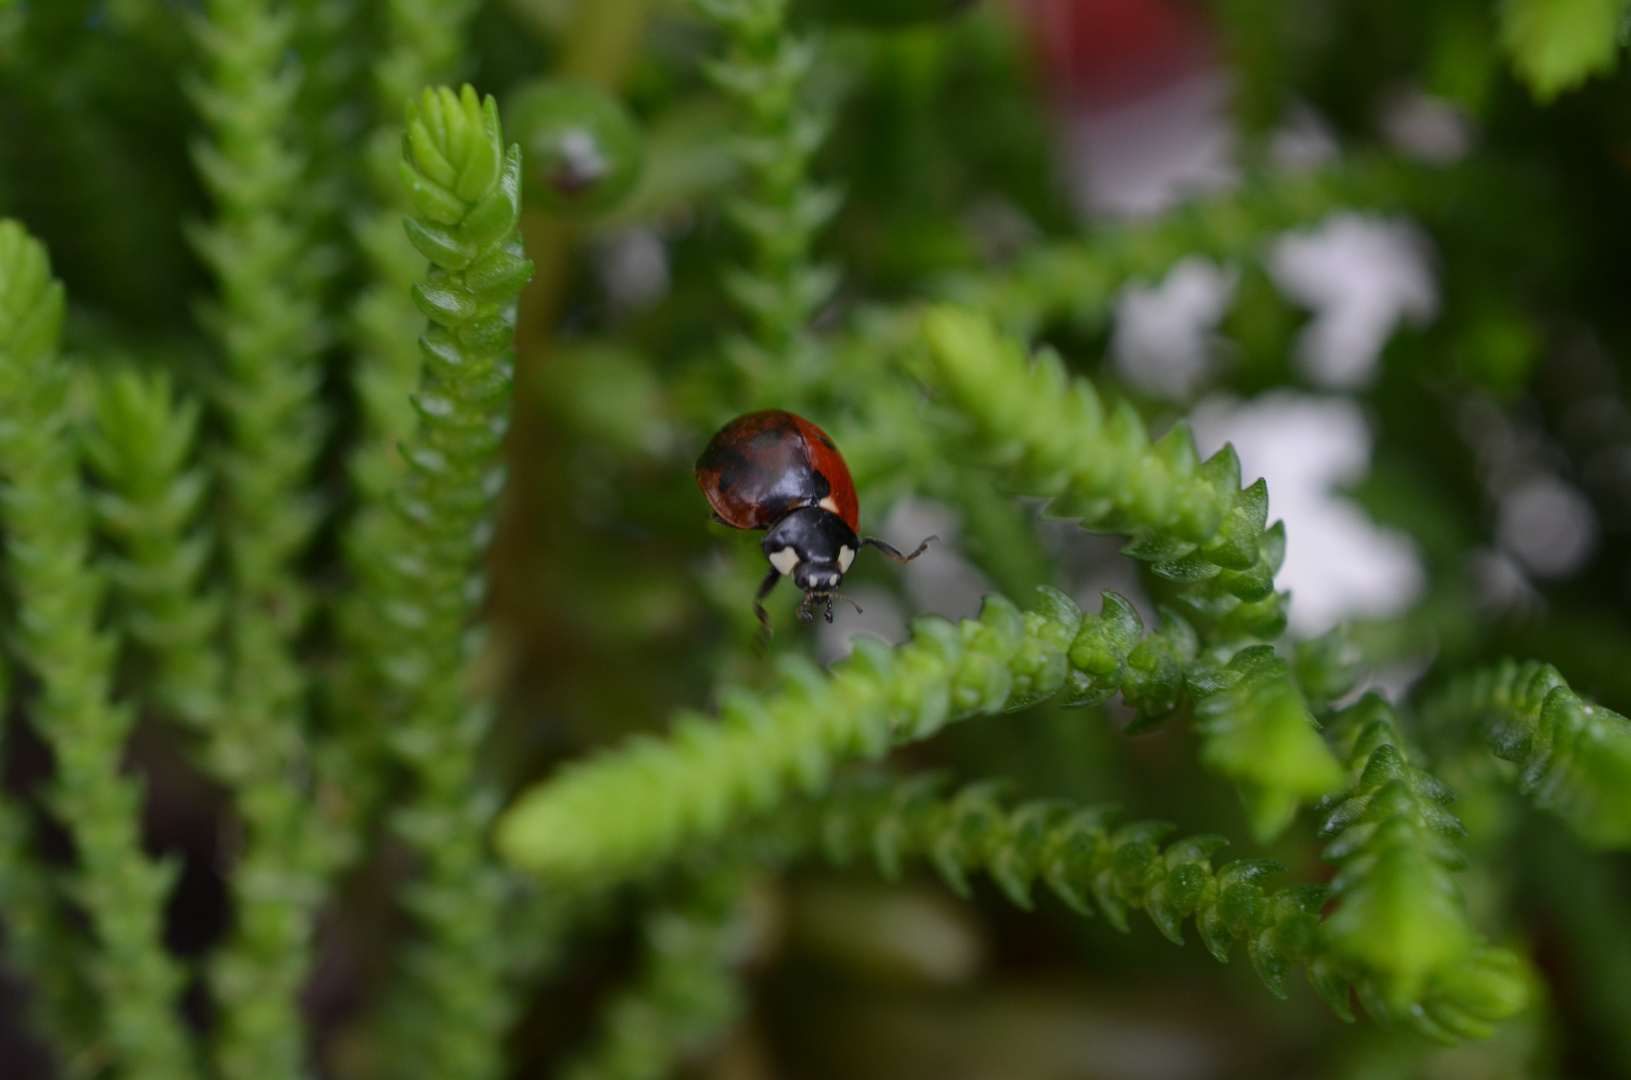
[
  {"x1": 0, "y1": 220, "x2": 195, "y2": 1080},
  {"x1": 1195, "y1": 650, "x2": 1346, "y2": 840},
  {"x1": 1499, "y1": 0, "x2": 1627, "y2": 100},
  {"x1": 1422, "y1": 661, "x2": 1631, "y2": 848}
]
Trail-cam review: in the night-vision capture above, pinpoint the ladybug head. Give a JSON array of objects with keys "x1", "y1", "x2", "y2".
[{"x1": 760, "y1": 507, "x2": 860, "y2": 619}]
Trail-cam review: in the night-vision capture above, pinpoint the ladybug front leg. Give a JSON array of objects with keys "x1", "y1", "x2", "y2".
[
  {"x1": 861, "y1": 534, "x2": 938, "y2": 564},
  {"x1": 753, "y1": 565, "x2": 780, "y2": 637}
]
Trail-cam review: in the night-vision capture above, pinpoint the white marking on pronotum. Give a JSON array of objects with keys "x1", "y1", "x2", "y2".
[
  {"x1": 837, "y1": 545, "x2": 855, "y2": 573},
  {"x1": 819, "y1": 496, "x2": 840, "y2": 515},
  {"x1": 769, "y1": 547, "x2": 801, "y2": 576}
]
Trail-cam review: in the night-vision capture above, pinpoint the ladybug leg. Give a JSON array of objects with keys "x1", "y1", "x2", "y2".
[
  {"x1": 753, "y1": 566, "x2": 780, "y2": 638},
  {"x1": 861, "y1": 534, "x2": 938, "y2": 564}
]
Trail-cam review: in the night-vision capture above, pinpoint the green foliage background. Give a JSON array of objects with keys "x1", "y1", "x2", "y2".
[{"x1": 1, "y1": 0, "x2": 1631, "y2": 1078}]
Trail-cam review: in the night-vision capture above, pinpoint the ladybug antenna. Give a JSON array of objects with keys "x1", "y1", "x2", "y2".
[{"x1": 861, "y1": 534, "x2": 937, "y2": 564}]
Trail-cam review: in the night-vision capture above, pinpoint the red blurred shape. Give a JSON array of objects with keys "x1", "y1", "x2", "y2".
[{"x1": 1013, "y1": 0, "x2": 1214, "y2": 108}]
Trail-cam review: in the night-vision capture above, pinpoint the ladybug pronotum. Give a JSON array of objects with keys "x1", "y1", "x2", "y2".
[{"x1": 696, "y1": 409, "x2": 935, "y2": 632}]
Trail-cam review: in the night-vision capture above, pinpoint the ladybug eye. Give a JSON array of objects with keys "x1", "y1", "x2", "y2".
[{"x1": 506, "y1": 79, "x2": 643, "y2": 218}]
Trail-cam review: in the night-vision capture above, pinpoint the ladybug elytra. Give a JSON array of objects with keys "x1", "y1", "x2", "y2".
[{"x1": 696, "y1": 410, "x2": 935, "y2": 632}]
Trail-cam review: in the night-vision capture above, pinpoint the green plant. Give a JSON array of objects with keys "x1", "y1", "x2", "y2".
[{"x1": 3, "y1": 0, "x2": 1631, "y2": 1077}]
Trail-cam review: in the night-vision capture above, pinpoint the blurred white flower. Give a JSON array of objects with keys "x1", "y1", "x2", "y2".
[
  {"x1": 1270, "y1": 102, "x2": 1341, "y2": 172},
  {"x1": 1111, "y1": 256, "x2": 1237, "y2": 398},
  {"x1": 593, "y1": 226, "x2": 670, "y2": 314},
  {"x1": 1378, "y1": 88, "x2": 1474, "y2": 165},
  {"x1": 1496, "y1": 475, "x2": 1597, "y2": 578},
  {"x1": 1268, "y1": 213, "x2": 1438, "y2": 388},
  {"x1": 1191, "y1": 393, "x2": 1426, "y2": 634},
  {"x1": 1061, "y1": 68, "x2": 1238, "y2": 221}
]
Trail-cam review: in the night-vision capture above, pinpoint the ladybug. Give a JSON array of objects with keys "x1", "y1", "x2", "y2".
[{"x1": 696, "y1": 409, "x2": 935, "y2": 631}]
